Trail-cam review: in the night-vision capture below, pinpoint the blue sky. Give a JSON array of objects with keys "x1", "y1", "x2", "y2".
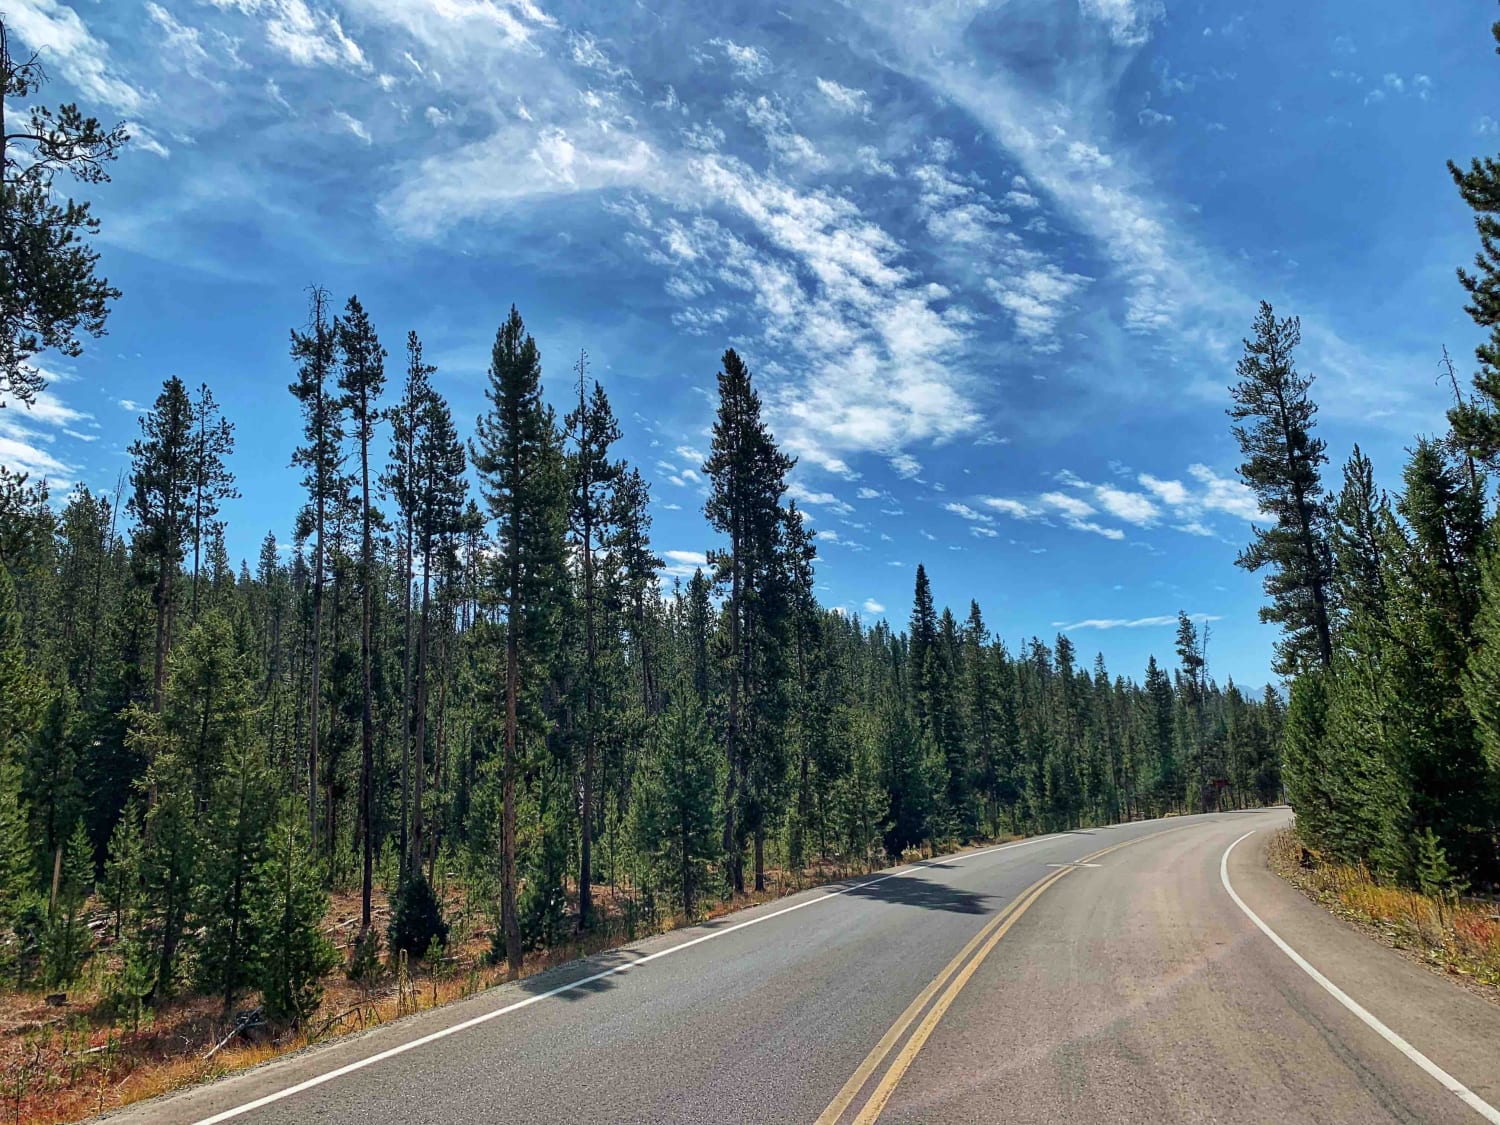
[{"x1": 2, "y1": 0, "x2": 1495, "y2": 688}]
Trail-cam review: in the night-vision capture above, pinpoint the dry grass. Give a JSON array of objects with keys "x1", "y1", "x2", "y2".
[
  {"x1": 1268, "y1": 827, "x2": 1500, "y2": 997},
  {"x1": 0, "y1": 840, "x2": 1018, "y2": 1124}
]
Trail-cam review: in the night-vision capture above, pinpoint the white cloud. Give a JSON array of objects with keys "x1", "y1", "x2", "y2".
[
  {"x1": 970, "y1": 526, "x2": 999, "y2": 538},
  {"x1": 735, "y1": 94, "x2": 825, "y2": 169},
  {"x1": 1138, "y1": 473, "x2": 1189, "y2": 506},
  {"x1": 862, "y1": 597, "x2": 885, "y2": 614},
  {"x1": 816, "y1": 77, "x2": 870, "y2": 115},
  {"x1": 0, "y1": 386, "x2": 89, "y2": 486},
  {"x1": 5, "y1": 0, "x2": 147, "y2": 112},
  {"x1": 1187, "y1": 463, "x2": 1260, "y2": 520},
  {"x1": 788, "y1": 480, "x2": 853, "y2": 515},
  {"x1": 124, "y1": 121, "x2": 172, "y2": 158},
  {"x1": 1093, "y1": 484, "x2": 1159, "y2": 525},
  {"x1": 1059, "y1": 612, "x2": 1222, "y2": 631},
  {"x1": 334, "y1": 110, "x2": 372, "y2": 143},
  {"x1": 1079, "y1": 0, "x2": 1164, "y2": 47},
  {"x1": 663, "y1": 549, "x2": 707, "y2": 566},
  {"x1": 944, "y1": 501, "x2": 992, "y2": 523},
  {"x1": 986, "y1": 265, "x2": 1090, "y2": 350},
  {"x1": 1038, "y1": 490, "x2": 1095, "y2": 520},
  {"x1": 1134, "y1": 464, "x2": 1260, "y2": 530},
  {"x1": 710, "y1": 38, "x2": 769, "y2": 78},
  {"x1": 982, "y1": 496, "x2": 1040, "y2": 520},
  {"x1": 207, "y1": 0, "x2": 369, "y2": 71},
  {"x1": 889, "y1": 453, "x2": 922, "y2": 479}
]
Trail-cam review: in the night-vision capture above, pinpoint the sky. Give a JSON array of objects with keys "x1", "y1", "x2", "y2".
[{"x1": 2, "y1": 0, "x2": 1496, "y2": 689}]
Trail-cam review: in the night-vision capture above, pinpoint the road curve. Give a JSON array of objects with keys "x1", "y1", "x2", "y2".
[{"x1": 99, "y1": 809, "x2": 1500, "y2": 1125}]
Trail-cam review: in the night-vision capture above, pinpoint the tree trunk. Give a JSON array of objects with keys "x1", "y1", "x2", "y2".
[
  {"x1": 503, "y1": 607, "x2": 521, "y2": 975},
  {"x1": 359, "y1": 425, "x2": 374, "y2": 933},
  {"x1": 309, "y1": 495, "x2": 323, "y2": 852},
  {"x1": 411, "y1": 550, "x2": 431, "y2": 874}
]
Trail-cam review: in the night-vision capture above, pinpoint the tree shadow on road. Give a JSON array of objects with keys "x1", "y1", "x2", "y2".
[
  {"x1": 512, "y1": 947, "x2": 646, "y2": 1001},
  {"x1": 833, "y1": 872, "x2": 990, "y2": 914}
]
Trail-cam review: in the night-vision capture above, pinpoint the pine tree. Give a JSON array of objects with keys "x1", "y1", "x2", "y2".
[
  {"x1": 194, "y1": 740, "x2": 273, "y2": 1010},
  {"x1": 629, "y1": 692, "x2": 720, "y2": 918},
  {"x1": 336, "y1": 295, "x2": 386, "y2": 935},
  {"x1": 135, "y1": 752, "x2": 196, "y2": 999},
  {"x1": 0, "y1": 750, "x2": 32, "y2": 936},
  {"x1": 254, "y1": 809, "x2": 338, "y2": 1026},
  {"x1": 1447, "y1": 14, "x2": 1500, "y2": 466},
  {"x1": 1330, "y1": 445, "x2": 1390, "y2": 631},
  {"x1": 1281, "y1": 668, "x2": 1334, "y2": 851},
  {"x1": 289, "y1": 286, "x2": 343, "y2": 851},
  {"x1": 24, "y1": 690, "x2": 79, "y2": 909},
  {"x1": 101, "y1": 799, "x2": 142, "y2": 942},
  {"x1": 704, "y1": 348, "x2": 794, "y2": 893},
  {"x1": 410, "y1": 374, "x2": 466, "y2": 876},
  {"x1": 383, "y1": 330, "x2": 433, "y2": 877},
  {"x1": 565, "y1": 361, "x2": 622, "y2": 927},
  {"x1": 1228, "y1": 301, "x2": 1334, "y2": 675},
  {"x1": 40, "y1": 820, "x2": 93, "y2": 988},
  {"x1": 186, "y1": 383, "x2": 237, "y2": 623},
  {"x1": 0, "y1": 22, "x2": 128, "y2": 406},
  {"x1": 609, "y1": 467, "x2": 662, "y2": 712},
  {"x1": 129, "y1": 376, "x2": 195, "y2": 708},
  {"x1": 1142, "y1": 656, "x2": 1178, "y2": 813},
  {"x1": 470, "y1": 305, "x2": 567, "y2": 975}
]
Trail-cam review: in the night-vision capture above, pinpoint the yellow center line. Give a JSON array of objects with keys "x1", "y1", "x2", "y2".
[
  {"x1": 819, "y1": 825, "x2": 1191, "y2": 1125},
  {"x1": 812, "y1": 866, "x2": 1069, "y2": 1125}
]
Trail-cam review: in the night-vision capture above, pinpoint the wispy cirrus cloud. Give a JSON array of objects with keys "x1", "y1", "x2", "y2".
[
  {"x1": 1057, "y1": 611, "x2": 1221, "y2": 631},
  {"x1": 6, "y1": 0, "x2": 148, "y2": 111}
]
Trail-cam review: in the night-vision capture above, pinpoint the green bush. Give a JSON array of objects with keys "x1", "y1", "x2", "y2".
[{"x1": 388, "y1": 871, "x2": 448, "y2": 959}]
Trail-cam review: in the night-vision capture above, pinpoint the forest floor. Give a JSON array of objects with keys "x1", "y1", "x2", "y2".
[
  {"x1": 1268, "y1": 826, "x2": 1500, "y2": 1005},
  {"x1": 0, "y1": 843, "x2": 987, "y2": 1124}
]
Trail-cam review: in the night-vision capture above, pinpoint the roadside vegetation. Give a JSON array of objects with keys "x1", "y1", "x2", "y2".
[
  {"x1": 1227, "y1": 11, "x2": 1500, "y2": 901},
  {"x1": 1269, "y1": 828, "x2": 1500, "y2": 999},
  {"x1": 0, "y1": 853, "x2": 913, "y2": 1124}
]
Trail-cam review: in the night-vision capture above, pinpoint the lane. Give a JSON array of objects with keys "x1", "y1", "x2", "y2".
[
  {"x1": 102, "y1": 814, "x2": 1214, "y2": 1125},
  {"x1": 865, "y1": 810, "x2": 1500, "y2": 1125}
]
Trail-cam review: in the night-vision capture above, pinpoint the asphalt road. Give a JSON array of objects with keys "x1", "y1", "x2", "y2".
[{"x1": 101, "y1": 809, "x2": 1500, "y2": 1124}]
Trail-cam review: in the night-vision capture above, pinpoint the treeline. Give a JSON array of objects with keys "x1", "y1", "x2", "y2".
[
  {"x1": 1229, "y1": 12, "x2": 1500, "y2": 894},
  {"x1": 0, "y1": 293, "x2": 1283, "y2": 1016}
]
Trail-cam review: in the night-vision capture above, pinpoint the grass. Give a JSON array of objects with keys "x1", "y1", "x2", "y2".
[
  {"x1": 1267, "y1": 826, "x2": 1500, "y2": 996},
  {"x1": 0, "y1": 841, "x2": 1011, "y2": 1124}
]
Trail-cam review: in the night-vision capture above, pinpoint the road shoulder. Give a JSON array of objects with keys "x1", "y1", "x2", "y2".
[{"x1": 1225, "y1": 828, "x2": 1500, "y2": 1111}]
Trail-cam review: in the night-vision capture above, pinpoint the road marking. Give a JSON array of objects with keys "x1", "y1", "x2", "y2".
[
  {"x1": 811, "y1": 869, "x2": 1064, "y2": 1125},
  {"x1": 823, "y1": 824, "x2": 1190, "y2": 1125},
  {"x1": 1221, "y1": 831, "x2": 1500, "y2": 1125},
  {"x1": 185, "y1": 832, "x2": 1071, "y2": 1124}
]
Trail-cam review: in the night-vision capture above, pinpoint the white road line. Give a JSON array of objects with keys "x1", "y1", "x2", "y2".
[
  {"x1": 1220, "y1": 830, "x2": 1500, "y2": 1124},
  {"x1": 189, "y1": 831, "x2": 1074, "y2": 1124}
]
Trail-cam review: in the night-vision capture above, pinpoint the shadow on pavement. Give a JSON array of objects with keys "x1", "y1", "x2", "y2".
[
  {"x1": 833, "y1": 871, "x2": 990, "y2": 914},
  {"x1": 513, "y1": 947, "x2": 648, "y2": 1000}
]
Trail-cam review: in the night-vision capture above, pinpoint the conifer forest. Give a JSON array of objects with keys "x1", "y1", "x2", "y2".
[{"x1": 2, "y1": 0, "x2": 1499, "y2": 1060}]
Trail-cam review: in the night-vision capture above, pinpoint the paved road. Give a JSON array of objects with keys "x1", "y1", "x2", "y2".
[{"x1": 102, "y1": 809, "x2": 1500, "y2": 1124}]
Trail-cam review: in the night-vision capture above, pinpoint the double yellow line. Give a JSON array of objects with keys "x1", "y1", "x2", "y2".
[{"x1": 815, "y1": 826, "x2": 1184, "y2": 1125}]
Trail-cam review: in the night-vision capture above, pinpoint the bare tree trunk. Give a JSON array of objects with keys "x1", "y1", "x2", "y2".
[{"x1": 359, "y1": 427, "x2": 374, "y2": 933}]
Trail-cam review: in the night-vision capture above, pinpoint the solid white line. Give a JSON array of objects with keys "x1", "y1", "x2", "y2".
[
  {"x1": 189, "y1": 831, "x2": 1073, "y2": 1124},
  {"x1": 1220, "y1": 830, "x2": 1500, "y2": 1124}
]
